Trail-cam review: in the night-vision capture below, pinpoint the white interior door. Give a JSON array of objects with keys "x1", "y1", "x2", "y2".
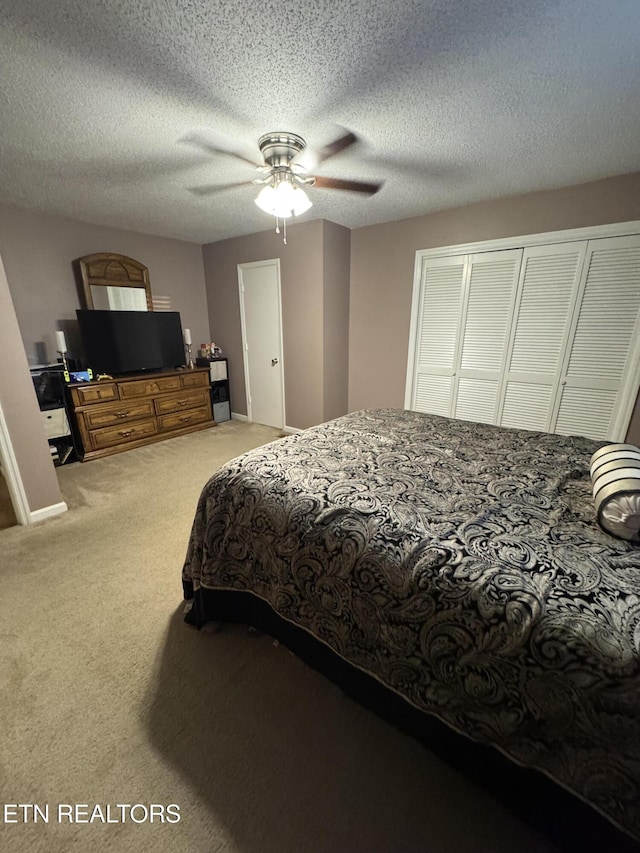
[{"x1": 237, "y1": 259, "x2": 285, "y2": 429}]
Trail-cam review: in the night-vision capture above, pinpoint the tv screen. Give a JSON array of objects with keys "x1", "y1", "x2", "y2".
[{"x1": 76, "y1": 310, "x2": 185, "y2": 375}]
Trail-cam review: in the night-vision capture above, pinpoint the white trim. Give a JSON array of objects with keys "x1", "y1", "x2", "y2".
[
  {"x1": 0, "y1": 401, "x2": 30, "y2": 525},
  {"x1": 614, "y1": 325, "x2": 640, "y2": 441},
  {"x1": 29, "y1": 501, "x2": 68, "y2": 524},
  {"x1": 237, "y1": 263, "x2": 252, "y2": 421},
  {"x1": 414, "y1": 219, "x2": 640, "y2": 262},
  {"x1": 403, "y1": 249, "x2": 426, "y2": 409},
  {"x1": 231, "y1": 412, "x2": 299, "y2": 433}
]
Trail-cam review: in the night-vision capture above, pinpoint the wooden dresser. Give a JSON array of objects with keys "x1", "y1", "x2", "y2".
[{"x1": 67, "y1": 368, "x2": 215, "y2": 461}]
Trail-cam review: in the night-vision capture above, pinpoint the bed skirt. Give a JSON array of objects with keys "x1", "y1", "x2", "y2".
[{"x1": 183, "y1": 580, "x2": 636, "y2": 851}]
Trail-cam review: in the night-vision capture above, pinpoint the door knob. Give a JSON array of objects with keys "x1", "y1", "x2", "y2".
[{"x1": 271, "y1": 358, "x2": 279, "y2": 366}]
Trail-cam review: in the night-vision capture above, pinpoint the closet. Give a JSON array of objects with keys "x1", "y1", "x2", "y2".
[{"x1": 405, "y1": 230, "x2": 640, "y2": 441}]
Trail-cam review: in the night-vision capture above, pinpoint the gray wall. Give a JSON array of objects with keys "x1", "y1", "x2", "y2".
[
  {"x1": 348, "y1": 172, "x2": 640, "y2": 443},
  {"x1": 0, "y1": 205, "x2": 210, "y2": 367},
  {"x1": 2, "y1": 167, "x2": 639, "y2": 518},
  {"x1": 203, "y1": 219, "x2": 350, "y2": 431},
  {"x1": 0, "y1": 255, "x2": 63, "y2": 515},
  {"x1": 322, "y1": 221, "x2": 351, "y2": 422},
  {"x1": 0, "y1": 204, "x2": 209, "y2": 520}
]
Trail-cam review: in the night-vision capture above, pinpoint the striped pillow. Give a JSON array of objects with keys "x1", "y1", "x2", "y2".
[{"x1": 590, "y1": 444, "x2": 640, "y2": 542}]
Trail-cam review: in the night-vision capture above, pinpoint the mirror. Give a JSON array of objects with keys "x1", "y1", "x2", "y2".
[{"x1": 76, "y1": 253, "x2": 153, "y2": 311}]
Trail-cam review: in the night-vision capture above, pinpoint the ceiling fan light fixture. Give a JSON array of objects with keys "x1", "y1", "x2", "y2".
[
  {"x1": 254, "y1": 184, "x2": 277, "y2": 214},
  {"x1": 290, "y1": 185, "x2": 312, "y2": 215},
  {"x1": 255, "y1": 178, "x2": 312, "y2": 219}
]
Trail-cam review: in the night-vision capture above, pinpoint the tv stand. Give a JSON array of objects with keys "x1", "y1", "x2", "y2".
[{"x1": 67, "y1": 368, "x2": 215, "y2": 461}]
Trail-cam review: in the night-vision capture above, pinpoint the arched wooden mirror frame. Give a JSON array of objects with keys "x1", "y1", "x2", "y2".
[{"x1": 76, "y1": 253, "x2": 153, "y2": 310}]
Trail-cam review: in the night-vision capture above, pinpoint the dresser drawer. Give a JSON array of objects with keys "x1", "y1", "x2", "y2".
[
  {"x1": 68, "y1": 368, "x2": 215, "y2": 461},
  {"x1": 154, "y1": 389, "x2": 209, "y2": 415},
  {"x1": 119, "y1": 375, "x2": 181, "y2": 399},
  {"x1": 83, "y1": 400, "x2": 155, "y2": 430},
  {"x1": 73, "y1": 383, "x2": 118, "y2": 405},
  {"x1": 90, "y1": 418, "x2": 157, "y2": 450},
  {"x1": 180, "y1": 371, "x2": 210, "y2": 389},
  {"x1": 158, "y1": 405, "x2": 211, "y2": 432}
]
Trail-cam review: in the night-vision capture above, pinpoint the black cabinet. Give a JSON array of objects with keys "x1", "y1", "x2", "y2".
[
  {"x1": 30, "y1": 365, "x2": 75, "y2": 465},
  {"x1": 197, "y1": 357, "x2": 231, "y2": 422}
]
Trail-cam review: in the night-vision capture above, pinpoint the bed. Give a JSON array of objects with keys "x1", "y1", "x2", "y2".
[{"x1": 182, "y1": 408, "x2": 640, "y2": 843}]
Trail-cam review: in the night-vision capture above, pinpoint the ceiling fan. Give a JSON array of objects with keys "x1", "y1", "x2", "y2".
[{"x1": 182, "y1": 130, "x2": 382, "y2": 237}]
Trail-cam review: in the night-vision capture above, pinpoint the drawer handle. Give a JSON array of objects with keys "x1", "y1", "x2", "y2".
[
  {"x1": 177, "y1": 399, "x2": 189, "y2": 406},
  {"x1": 115, "y1": 411, "x2": 130, "y2": 418},
  {"x1": 180, "y1": 416, "x2": 192, "y2": 422},
  {"x1": 119, "y1": 430, "x2": 133, "y2": 437}
]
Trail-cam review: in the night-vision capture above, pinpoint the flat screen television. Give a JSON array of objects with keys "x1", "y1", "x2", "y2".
[{"x1": 76, "y1": 309, "x2": 185, "y2": 375}]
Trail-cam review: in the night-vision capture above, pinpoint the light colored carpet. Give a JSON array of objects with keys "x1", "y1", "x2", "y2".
[{"x1": 0, "y1": 421, "x2": 570, "y2": 852}]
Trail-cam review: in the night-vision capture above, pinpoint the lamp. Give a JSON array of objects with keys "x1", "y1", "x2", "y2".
[
  {"x1": 184, "y1": 328, "x2": 194, "y2": 369},
  {"x1": 55, "y1": 330, "x2": 69, "y2": 372}
]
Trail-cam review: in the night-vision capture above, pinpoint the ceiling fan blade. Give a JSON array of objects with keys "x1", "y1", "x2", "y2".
[
  {"x1": 187, "y1": 180, "x2": 256, "y2": 196},
  {"x1": 296, "y1": 129, "x2": 359, "y2": 171},
  {"x1": 180, "y1": 132, "x2": 262, "y2": 168},
  {"x1": 316, "y1": 130, "x2": 358, "y2": 164},
  {"x1": 313, "y1": 176, "x2": 382, "y2": 195}
]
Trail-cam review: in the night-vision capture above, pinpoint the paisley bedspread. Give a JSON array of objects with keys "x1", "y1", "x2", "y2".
[{"x1": 182, "y1": 408, "x2": 640, "y2": 839}]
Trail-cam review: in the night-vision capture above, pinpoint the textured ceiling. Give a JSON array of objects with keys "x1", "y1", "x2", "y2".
[{"x1": 0, "y1": 0, "x2": 639, "y2": 244}]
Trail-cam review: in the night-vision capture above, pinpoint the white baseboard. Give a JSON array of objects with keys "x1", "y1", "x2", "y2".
[
  {"x1": 231, "y1": 413, "x2": 300, "y2": 433},
  {"x1": 29, "y1": 501, "x2": 68, "y2": 524}
]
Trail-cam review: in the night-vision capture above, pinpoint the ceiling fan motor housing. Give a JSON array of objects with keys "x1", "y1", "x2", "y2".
[{"x1": 258, "y1": 132, "x2": 306, "y2": 167}]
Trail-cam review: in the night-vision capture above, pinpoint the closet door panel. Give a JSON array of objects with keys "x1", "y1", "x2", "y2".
[
  {"x1": 501, "y1": 382, "x2": 553, "y2": 431},
  {"x1": 508, "y1": 246, "x2": 585, "y2": 374},
  {"x1": 459, "y1": 251, "x2": 522, "y2": 372},
  {"x1": 411, "y1": 256, "x2": 465, "y2": 415},
  {"x1": 554, "y1": 387, "x2": 618, "y2": 440},
  {"x1": 415, "y1": 374, "x2": 452, "y2": 417},
  {"x1": 455, "y1": 249, "x2": 521, "y2": 423},
  {"x1": 552, "y1": 235, "x2": 640, "y2": 440},
  {"x1": 498, "y1": 242, "x2": 586, "y2": 431},
  {"x1": 454, "y1": 377, "x2": 500, "y2": 423},
  {"x1": 565, "y1": 241, "x2": 640, "y2": 382}
]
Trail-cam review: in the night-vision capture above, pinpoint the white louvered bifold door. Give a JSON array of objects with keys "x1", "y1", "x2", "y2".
[
  {"x1": 551, "y1": 235, "x2": 640, "y2": 440},
  {"x1": 498, "y1": 242, "x2": 587, "y2": 432},
  {"x1": 410, "y1": 255, "x2": 465, "y2": 416},
  {"x1": 453, "y1": 250, "x2": 522, "y2": 423}
]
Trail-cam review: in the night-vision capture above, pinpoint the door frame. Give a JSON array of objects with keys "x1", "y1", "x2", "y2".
[
  {"x1": 0, "y1": 401, "x2": 30, "y2": 525},
  {"x1": 237, "y1": 258, "x2": 286, "y2": 428}
]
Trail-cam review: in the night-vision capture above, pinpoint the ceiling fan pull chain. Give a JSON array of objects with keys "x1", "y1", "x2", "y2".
[
  {"x1": 275, "y1": 216, "x2": 280, "y2": 234},
  {"x1": 283, "y1": 217, "x2": 287, "y2": 245}
]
